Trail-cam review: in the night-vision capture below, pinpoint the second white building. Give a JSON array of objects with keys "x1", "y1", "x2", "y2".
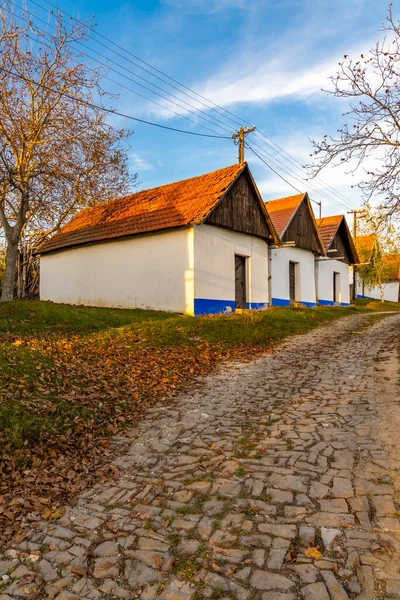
[{"x1": 265, "y1": 193, "x2": 325, "y2": 307}]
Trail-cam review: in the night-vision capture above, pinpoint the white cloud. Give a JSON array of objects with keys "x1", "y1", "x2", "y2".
[{"x1": 130, "y1": 152, "x2": 154, "y2": 172}]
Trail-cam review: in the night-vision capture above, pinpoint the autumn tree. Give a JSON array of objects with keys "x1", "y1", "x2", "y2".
[
  {"x1": 0, "y1": 3, "x2": 135, "y2": 301},
  {"x1": 356, "y1": 206, "x2": 400, "y2": 301},
  {"x1": 310, "y1": 5, "x2": 400, "y2": 222}
]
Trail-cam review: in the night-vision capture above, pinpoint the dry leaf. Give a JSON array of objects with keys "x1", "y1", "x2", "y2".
[{"x1": 304, "y1": 547, "x2": 323, "y2": 559}]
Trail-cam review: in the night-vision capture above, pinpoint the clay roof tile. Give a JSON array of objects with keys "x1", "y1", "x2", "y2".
[
  {"x1": 264, "y1": 193, "x2": 305, "y2": 237},
  {"x1": 39, "y1": 163, "x2": 246, "y2": 254}
]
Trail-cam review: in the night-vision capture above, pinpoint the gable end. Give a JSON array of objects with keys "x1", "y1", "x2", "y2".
[
  {"x1": 282, "y1": 196, "x2": 324, "y2": 254},
  {"x1": 205, "y1": 169, "x2": 273, "y2": 241},
  {"x1": 329, "y1": 219, "x2": 358, "y2": 265}
]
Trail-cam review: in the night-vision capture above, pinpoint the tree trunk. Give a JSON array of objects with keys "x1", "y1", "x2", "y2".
[{"x1": 1, "y1": 240, "x2": 18, "y2": 302}]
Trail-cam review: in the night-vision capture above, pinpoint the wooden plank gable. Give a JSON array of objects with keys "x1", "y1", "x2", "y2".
[
  {"x1": 328, "y1": 219, "x2": 358, "y2": 265},
  {"x1": 329, "y1": 225, "x2": 352, "y2": 264},
  {"x1": 282, "y1": 196, "x2": 323, "y2": 254},
  {"x1": 205, "y1": 169, "x2": 274, "y2": 241}
]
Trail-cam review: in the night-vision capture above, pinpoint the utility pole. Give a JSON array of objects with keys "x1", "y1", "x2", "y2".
[
  {"x1": 347, "y1": 209, "x2": 367, "y2": 300},
  {"x1": 232, "y1": 126, "x2": 256, "y2": 163}
]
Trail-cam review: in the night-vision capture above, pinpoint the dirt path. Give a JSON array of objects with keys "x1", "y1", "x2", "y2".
[{"x1": 1, "y1": 312, "x2": 400, "y2": 600}]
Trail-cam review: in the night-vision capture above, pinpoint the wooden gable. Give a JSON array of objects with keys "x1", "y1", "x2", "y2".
[
  {"x1": 205, "y1": 168, "x2": 275, "y2": 242},
  {"x1": 282, "y1": 196, "x2": 323, "y2": 254},
  {"x1": 328, "y1": 220, "x2": 358, "y2": 265}
]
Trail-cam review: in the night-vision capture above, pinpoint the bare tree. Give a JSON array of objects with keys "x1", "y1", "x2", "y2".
[
  {"x1": 309, "y1": 5, "x2": 400, "y2": 221},
  {"x1": 0, "y1": 3, "x2": 135, "y2": 301}
]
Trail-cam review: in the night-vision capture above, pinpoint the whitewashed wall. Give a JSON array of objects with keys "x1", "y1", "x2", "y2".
[
  {"x1": 269, "y1": 247, "x2": 316, "y2": 307},
  {"x1": 356, "y1": 274, "x2": 399, "y2": 302},
  {"x1": 193, "y1": 224, "x2": 269, "y2": 315},
  {"x1": 40, "y1": 228, "x2": 194, "y2": 313},
  {"x1": 316, "y1": 259, "x2": 351, "y2": 306}
]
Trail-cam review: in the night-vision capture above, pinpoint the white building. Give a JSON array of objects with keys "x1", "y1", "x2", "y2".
[
  {"x1": 265, "y1": 193, "x2": 325, "y2": 307},
  {"x1": 354, "y1": 235, "x2": 400, "y2": 302},
  {"x1": 38, "y1": 163, "x2": 280, "y2": 315},
  {"x1": 316, "y1": 215, "x2": 358, "y2": 306}
]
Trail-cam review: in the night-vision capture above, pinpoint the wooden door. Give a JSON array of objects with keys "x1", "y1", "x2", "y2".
[
  {"x1": 289, "y1": 262, "x2": 296, "y2": 303},
  {"x1": 333, "y1": 272, "x2": 340, "y2": 303},
  {"x1": 235, "y1": 255, "x2": 246, "y2": 309}
]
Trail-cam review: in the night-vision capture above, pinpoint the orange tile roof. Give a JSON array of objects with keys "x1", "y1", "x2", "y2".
[
  {"x1": 316, "y1": 215, "x2": 343, "y2": 250},
  {"x1": 39, "y1": 163, "x2": 246, "y2": 254},
  {"x1": 265, "y1": 193, "x2": 305, "y2": 237}
]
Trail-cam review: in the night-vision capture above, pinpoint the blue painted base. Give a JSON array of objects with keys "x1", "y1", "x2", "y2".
[
  {"x1": 318, "y1": 299, "x2": 335, "y2": 306},
  {"x1": 246, "y1": 302, "x2": 269, "y2": 310},
  {"x1": 194, "y1": 298, "x2": 235, "y2": 316},
  {"x1": 318, "y1": 300, "x2": 350, "y2": 307},
  {"x1": 194, "y1": 299, "x2": 269, "y2": 316},
  {"x1": 357, "y1": 294, "x2": 372, "y2": 299},
  {"x1": 271, "y1": 298, "x2": 290, "y2": 307},
  {"x1": 271, "y1": 298, "x2": 316, "y2": 308}
]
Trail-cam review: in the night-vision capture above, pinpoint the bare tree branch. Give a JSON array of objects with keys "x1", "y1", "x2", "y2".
[{"x1": 0, "y1": 2, "x2": 136, "y2": 300}]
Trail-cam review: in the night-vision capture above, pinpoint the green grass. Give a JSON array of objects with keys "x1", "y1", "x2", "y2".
[
  {"x1": 0, "y1": 298, "x2": 398, "y2": 455},
  {"x1": 352, "y1": 298, "x2": 400, "y2": 312}
]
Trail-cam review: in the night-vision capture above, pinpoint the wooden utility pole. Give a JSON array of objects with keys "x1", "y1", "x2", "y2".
[
  {"x1": 232, "y1": 126, "x2": 256, "y2": 163},
  {"x1": 347, "y1": 209, "x2": 367, "y2": 300}
]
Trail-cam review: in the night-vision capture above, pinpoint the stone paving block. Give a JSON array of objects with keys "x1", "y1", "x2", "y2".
[
  {"x1": 257, "y1": 524, "x2": 297, "y2": 539},
  {"x1": 321, "y1": 570, "x2": 349, "y2": 599},
  {"x1": 301, "y1": 582, "x2": 330, "y2": 600},
  {"x1": 250, "y1": 570, "x2": 294, "y2": 591}
]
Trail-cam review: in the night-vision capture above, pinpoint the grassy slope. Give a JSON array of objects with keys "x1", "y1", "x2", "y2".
[
  {"x1": 0, "y1": 298, "x2": 398, "y2": 541},
  {"x1": 1, "y1": 298, "x2": 398, "y2": 450}
]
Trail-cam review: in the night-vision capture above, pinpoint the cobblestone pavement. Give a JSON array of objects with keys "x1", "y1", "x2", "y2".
[{"x1": 1, "y1": 313, "x2": 400, "y2": 600}]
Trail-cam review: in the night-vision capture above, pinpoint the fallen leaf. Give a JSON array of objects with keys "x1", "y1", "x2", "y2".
[{"x1": 304, "y1": 547, "x2": 323, "y2": 559}]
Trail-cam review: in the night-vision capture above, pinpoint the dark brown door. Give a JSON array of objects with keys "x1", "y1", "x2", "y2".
[
  {"x1": 235, "y1": 255, "x2": 246, "y2": 309},
  {"x1": 289, "y1": 262, "x2": 296, "y2": 303},
  {"x1": 333, "y1": 272, "x2": 340, "y2": 303}
]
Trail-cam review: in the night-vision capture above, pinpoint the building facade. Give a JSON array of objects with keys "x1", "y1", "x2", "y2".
[
  {"x1": 39, "y1": 163, "x2": 279, "y2": 315},
  {"x1": 265, "y1": 193, "x2": 325, "y2": 307},
  {"x1": 316, "y1": 215, "x2": 359, "y2": 306}
]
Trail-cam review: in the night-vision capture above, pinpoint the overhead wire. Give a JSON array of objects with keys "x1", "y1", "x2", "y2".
[
  {"x1": 245, "y1": 143, "x2": 352, "y2": 212},
  {"x1": 0, "y1": 66, "x2": 231, "y2": 139},
  {"x1": 10, "y1": 0, "x2": 235, "y2": 137},
  {"x1": 31, "y1": 0, "x2": 360, "y2": 210},
  {"x1": 8, "y1": 0, "x2": 360, "y2": 212}
]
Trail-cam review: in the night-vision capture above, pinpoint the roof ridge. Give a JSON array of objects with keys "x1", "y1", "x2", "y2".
[
  {"x1": 265, "y1": 193, "x2": 305, "y2": 205},
  {"x1": 38, "y1": 162, "x2": 251, "y2": 255}
]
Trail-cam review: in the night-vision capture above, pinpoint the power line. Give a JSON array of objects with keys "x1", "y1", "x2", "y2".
[
  {"x1": 245, "y1": 143, "x2": 352, "y2": 212},
  {"x1": 246, "y1": 144, "x2": 304, "y2": 196},
  {"x1": 22, "y1": 0, "x2": 361, "y2": 211},
  {"x1": 10, "y1": 0, "x2": 234, "y2": 136},
  {"x1": 8, "y1": 0, "x2": 361, "y2": 212},
  {"x1": 0, "y1": 66, "x2": 231, "y2": 139}
]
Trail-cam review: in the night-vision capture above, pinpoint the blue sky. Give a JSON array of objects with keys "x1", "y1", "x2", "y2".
[{"x1": 38, "y1": 0, "x2": 393, "y2": 217}]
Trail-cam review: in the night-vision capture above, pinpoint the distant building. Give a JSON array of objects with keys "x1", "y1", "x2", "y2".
[
  {"x1": 38, "y1": 163, "x2": 279, "y2": 315},
  {"x1": 355, "y1": 235, "x2": 400, "y2": 302},
  {"x1": 265, "y1": 193, "x2": 325, "y2": 307},
  {"x1": 316, "y1": 215, "x2": 359, "y2": 306}
]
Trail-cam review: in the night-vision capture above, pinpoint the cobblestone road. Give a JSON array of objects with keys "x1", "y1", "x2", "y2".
[{"x1": 1, "y1": 313, "x2": 400, "y2": 600}]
